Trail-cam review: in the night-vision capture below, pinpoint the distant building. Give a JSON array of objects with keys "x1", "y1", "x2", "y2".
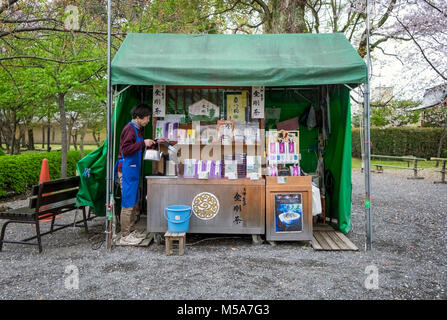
[
  {"x1": 407, "y1": 84, "x2": 447, "y2": 111},
  {"x1": 371, "y1": 86, "x2": 394, "y2": 105},
  {"x1": 407, "y1": 83, "x2": 447, "y2": 127}
]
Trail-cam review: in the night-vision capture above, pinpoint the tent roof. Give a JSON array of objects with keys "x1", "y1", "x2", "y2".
[{"x1": 111, "y1": 33, "x2": 367, "y2": 87}]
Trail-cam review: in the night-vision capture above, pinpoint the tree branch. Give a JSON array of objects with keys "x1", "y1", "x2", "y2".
[
  {"x1": 0, "y1": 56, "x2": 106, "y2": 64},
  {"x1": 421, "y1": 0, "x2": 447, "y2": 18},
  {"x1": 396, "y1": 16, "x2": 447, "y2": 81},
  {"x1": 0, "y1": 26, "x2": 126, "y2": 39},
  {"x1": 0, "y1": 0, "x2": 20, "y2": 15}
]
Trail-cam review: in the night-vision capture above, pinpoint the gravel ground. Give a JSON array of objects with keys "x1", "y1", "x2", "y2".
[{"x1": 0, "y1": 169, "x2": 445, "y2": 300}]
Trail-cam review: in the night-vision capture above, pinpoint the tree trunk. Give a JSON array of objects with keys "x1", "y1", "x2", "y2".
[
  {"x1": 27, "y1": 128, "x2": 35, "y2": 150},
  {"x1": 58, "y1": 93, "x2": 68, "y2": 178},
  {"x1": 42, "y1": 124, "x2": 45, "y2": 149},
  {"x1": 72, "y1": 129, "x2": 78, "y2": 151},
  {"x1": 93, "y1": 129, "x2": 101, "y2": 147},
  {"x1": 19, "y1": 126, "x2": 26, "y2": 148},
  {"x1": 437, "y1": 126, "x2": 447, "y2": 157},
  {"x1": 265, "y1": 0, "x2": 308, "y2": 33},
  {"x1": 80, "y1": 124, "x2": 87, "y2": 158},
  {"x1": 1, "y1": 127, "x2": 11, "y2": 153},
  {"x1": 67, "y1": 123, "x2": 73, "y2": 152},
  {"x1": 11, "y1": 111, "x2": 17, "y2": 155},
  {"x1": 47, "y1": 120, "x2": 51, "y2": 152}
]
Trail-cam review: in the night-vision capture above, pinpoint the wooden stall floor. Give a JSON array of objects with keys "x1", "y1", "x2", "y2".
[
  {"x1": 312, "y1": 223, "x2": 358, "y2": 251},
  {"x1": 114, "y1": 216, "x2": 154, "y2": 247}
]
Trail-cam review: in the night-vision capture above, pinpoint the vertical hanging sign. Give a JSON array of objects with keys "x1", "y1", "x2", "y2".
[
  {"x1": 153, "y1": 85, "x2": 166, "y2": 117},
  {"x1": 251, "y1": 86, "x2": 265, "y2": 119}
]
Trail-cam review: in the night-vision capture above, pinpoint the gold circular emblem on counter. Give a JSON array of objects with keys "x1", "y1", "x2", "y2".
[{"x1": 192, "y1": 192, "x2": 220, "y2": 220}]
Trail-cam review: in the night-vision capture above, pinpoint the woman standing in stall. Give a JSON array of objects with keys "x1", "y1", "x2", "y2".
[{"x1": 115, "y1": 103, "x2": 164, "y2": 245}]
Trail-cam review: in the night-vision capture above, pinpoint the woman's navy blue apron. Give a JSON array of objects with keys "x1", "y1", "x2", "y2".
[{"x1": 114, "y1": 122, "x2": 143, "y2": 208}]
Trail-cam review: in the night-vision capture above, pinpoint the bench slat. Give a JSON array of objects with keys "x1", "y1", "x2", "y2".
[
  {"x1": 31, "y1": 176, "x2": 80, "y2": 195},
  {"x1": 374, "y1": 164, "x2": 420, "y2": 170},
  {"x1": 1, "y1": 200, "x2": 77, "y2": 220},
  {"x1": 0, "y1": 207, "x2": 35, "y2": 220},
  {"x1": 30, "y1": 189, "x2": 78, "y2": 208}
]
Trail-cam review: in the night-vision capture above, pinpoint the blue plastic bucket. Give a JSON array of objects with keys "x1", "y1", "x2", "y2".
[{"x1": 164, "y1": 205, "x2": 192, "y2": 233}]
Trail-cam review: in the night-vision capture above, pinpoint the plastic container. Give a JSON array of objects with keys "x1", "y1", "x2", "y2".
[{"x1": 164, "y1": 205, "x2": 192, "y2": 233}]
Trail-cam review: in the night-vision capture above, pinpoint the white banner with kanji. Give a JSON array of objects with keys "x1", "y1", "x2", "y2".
[
  {"x1": 251, "y1": 86, "x2": 265, "y2": 119},
  {"x1": 152, "y1": 85, "x2": 166, "y2": 117}
]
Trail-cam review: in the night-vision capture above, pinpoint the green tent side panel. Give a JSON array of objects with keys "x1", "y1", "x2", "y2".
[
  {"x1": 112, "y1": 33, "x2": 367, "y2": 86},
  {"x1": 76, "y1": 139, "x2": 107, "y2": 216},
  {"x1": 324, "y1": 86, "x2": 352, "y2": 234}
]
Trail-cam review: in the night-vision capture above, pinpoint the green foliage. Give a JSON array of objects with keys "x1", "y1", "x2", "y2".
[
  {"x1": 352, "y1": 127, "x2": 447, "y2": 158},
  {"x1": 351, "y1": 100, "x2": 422, "y2": 128},
  {"x1": 0, "y1": 151, "x2": 82, "y2": 197},
  {"x1": 422, "y1": 106, "x2": 447, "y2": 127},
  {"x1": 370, "y1": 100, "x2": 421, "y2": 127},
  {"x1": 0, "y1": 149, "x2": 5, "y2": 156}
]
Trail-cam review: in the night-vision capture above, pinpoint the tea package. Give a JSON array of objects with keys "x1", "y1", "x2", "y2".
[
  {"x1": 207, "y1": 125, "x2": 218, "y2": 144},
  {"x1": 183, "y1": 159, "x2": 197, "y2": 178},
  {"x1": 167, "y1": 122, "x2": 179, "y2": 141},
  {"x1": 155, "y1": 121, "x2": 166, "y2": 139},
  {"x1": 267, "y1": 165, "x2": 278, "y2": 176},
  {"x1": 290, "y1": 165, "x2": 300, "y2": 176},
  {"x1": 247, "y1": 156, "x2": 262, "y2": 180},
  {"x1": 224, "y1": 160, "x2": 238, "y2": 179},
  {"x1": 245, "y1": 122, "x2": 261, "y2": 144},
  {"x1": 200, "y1": 125, "x2": 209, "y2": 145},
  {"x1": 233, "y1": 123, "x2": 245, "y2": 143},
  {"x1": 209, "y1": 160, "x2": 221, "y2": 179},
  {"x1": 217, "y1": 120, "x2": 234, "y2": 145},
  {"x1": 198, "y1": 160, "x2": 211, "y2": 179},
  {"x1": 177, "y1": 129, "x2": 187, "y2": 144}
]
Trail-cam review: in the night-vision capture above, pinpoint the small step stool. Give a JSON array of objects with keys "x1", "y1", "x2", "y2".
[{"x1": 164, "y1": 231, "x2": 186, "y2": 256}]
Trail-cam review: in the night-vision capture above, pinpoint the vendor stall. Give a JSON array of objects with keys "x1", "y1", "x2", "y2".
[{"x1": 76, "y1": 33, "x2": 366, "y2": 244}]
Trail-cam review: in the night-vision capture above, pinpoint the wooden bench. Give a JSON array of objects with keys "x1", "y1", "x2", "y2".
[
  {"x1": 371, "y1": 155, "x2": 426, "y2": 179},
  {"x1": 164, "y1": 231, "x2": 186, "y2": 256},
  {"x1": 0, "y1": 176, "x2": 91, "y2": 253},
  {"x1": 430, "y1": 157, "x2": 447, "y2": 184}
]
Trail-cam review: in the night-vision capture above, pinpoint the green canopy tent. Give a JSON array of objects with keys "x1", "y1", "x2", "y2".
[{"x1": 76, "y1": 33, "x2": 367, "y2": 240}]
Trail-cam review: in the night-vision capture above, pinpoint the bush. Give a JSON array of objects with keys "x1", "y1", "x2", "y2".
[
  {"x1": 0, "y1": 151, "x2": 82, "y2": 197},
  {"x1": 352, "y1": 127, "x2": 447, "y2": 159},
  {"x1": 0, "y1": 149, "x2": 5, "y2": 156}
]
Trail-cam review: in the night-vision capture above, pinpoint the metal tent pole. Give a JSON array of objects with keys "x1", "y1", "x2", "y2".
[
  {"x1": 105, "y1": 0, "x2": 113, "y2": 250},
  {"x1": 364, "y1": 0, "x2": 373, "y2": 251}
]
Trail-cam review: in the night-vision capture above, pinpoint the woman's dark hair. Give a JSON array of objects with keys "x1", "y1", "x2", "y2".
[{"x1": 131, "y1": 103, "x2": 152, "y2": 119}]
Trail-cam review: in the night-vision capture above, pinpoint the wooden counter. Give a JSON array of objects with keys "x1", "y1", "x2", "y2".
[{"x1": 146, "y1": 177, "x2": 265, "y2": 235}]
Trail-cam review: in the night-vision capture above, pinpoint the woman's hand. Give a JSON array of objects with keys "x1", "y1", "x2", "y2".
[{"x1": 144, "y1": 139, "x2": 156, "y2": 147}]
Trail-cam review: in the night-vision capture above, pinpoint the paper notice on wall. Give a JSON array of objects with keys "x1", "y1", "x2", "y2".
[
  {"x1": 188, "y1": 99, "x2": 219, "y2": 121},
  {"x1": 251, "y1": 86, "x2": 265, "y2": 119},
  {"x1": 152, "y1": 85, "x2": 166, "y2": 117}
]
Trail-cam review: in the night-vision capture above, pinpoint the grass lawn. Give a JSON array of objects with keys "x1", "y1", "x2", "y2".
[{"x1": 1, "y1": 144, "x2": 99, "y2": 155}]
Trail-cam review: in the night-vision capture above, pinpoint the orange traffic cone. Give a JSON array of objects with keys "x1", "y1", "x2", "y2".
[
  {"x1": 39, "y1": 158, "x2": 50, "y2": 185},
  {"x1": 38, "y1": 158, "x2": 56, "y2": 222}
]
